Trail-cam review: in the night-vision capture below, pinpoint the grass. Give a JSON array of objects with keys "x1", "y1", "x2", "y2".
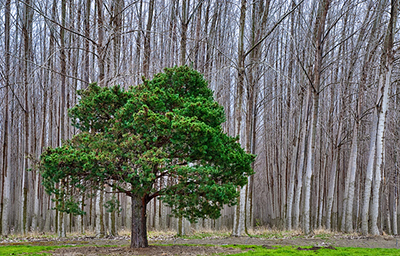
[
  {"x1": 0, "y1": 245, "x2": 71, "y2": 256},
  {"x1": 224, "y1": 245, "x2": 400, "y2": 255},
  {"x1": 2, "y1": 243, "x2": 400, "y2": 256},
  {"x1": 0, "y1": 244, "x2": 121, "y2": 256}
]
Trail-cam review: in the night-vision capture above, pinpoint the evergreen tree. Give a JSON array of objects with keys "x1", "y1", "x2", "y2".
[{"x1": 39, "y1": 66, "x2": 254, "y2": 247}]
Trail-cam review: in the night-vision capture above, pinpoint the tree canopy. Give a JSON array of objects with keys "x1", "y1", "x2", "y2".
[{"x1": 39, "y1": 66, "x2": 254, "y2": 247}]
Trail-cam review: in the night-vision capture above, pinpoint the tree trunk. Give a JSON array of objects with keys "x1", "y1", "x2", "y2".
[
  {"x1": 22, "y1": 0, "x2": 33, "y2": 235},
  {"x1": 287, "y1": 110, "x2": 301, "y2": 230},
  {"x1": 370, "y1": 0, "x2": 397, "y2": 235},
  {"x1": 344, "y1": 120, "x2": 358, "y2": 232},
  {"x1": 326, "y1": 122, "x2": 341, "y2": 230},
  {"x1": 293, "y1": 86, "x2": 309, "y2": 229},
  {"x1": 360, "y1": 0, "x2": 388, "y2": 235},
  {"x1": 143, "y1": 0, "x2": 154, "y2": 78},
  {"x1": 232, "y1": 0, "x2": 247, "y2": 237},
  {"x1": 95, "y1": 190, "x2": 105, "y2": 237},
  {"x1": 180, "y1": 0, "x2": 188, "y2": 66},
  {"x1": 96, "y1": 0, "x2": 105, "y2": 86},
  {"x1": 130, "y1": 195, "x2": 148, "y2": 248},
  {"x1": 84, "y1": 0, "x2": 91, "y2": 88},
  {"x1": 1, "y1": 0, "x2": 11, "y2": 236},
  {"x1": 303, "y1": 0, "x2": 329, "y2": 234},
  {"x1": 112, "y1": 0, "x2": 124, "y2": 80}
]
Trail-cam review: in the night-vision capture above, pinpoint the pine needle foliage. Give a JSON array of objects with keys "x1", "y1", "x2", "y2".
[{"x1": 39, "y1": 66, "x2": 254, "y2": 222}]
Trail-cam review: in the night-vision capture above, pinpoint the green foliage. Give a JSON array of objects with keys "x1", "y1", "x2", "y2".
[
  {"x1": 104, "y1": 195, "x2": 122, "y2": 214},
  {"x1": 39, "y1": 66, "x2": 254, "y2": 221}
]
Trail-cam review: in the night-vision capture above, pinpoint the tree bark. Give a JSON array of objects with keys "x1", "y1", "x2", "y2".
[
  {"x1": 143, "y1": 0, "x2": 154, "y2": 78},
  {"x1": 96, "y1": 0, "x2": 105, "y2": 86},
  {"x1": 180, "y1": 0, "x2": 188, "y2": 66},
  {"x1": 293, "y1": 86, "x2": 309, "y2": 229},
  {"x1": 232, "y1": 0, "x2": 247, "y2": 237},
  {"x1": 303, "y1": 0, "x2": 329, "y2": 234},
  {"x1": 370, "y1": 0, "x2": 397, "y2": 235},
  {"x1": 22, "y1": 0, "x2": 33, "y2": 235},
  {"x1": 1, "y1": 0, "x2": 12, "y2": 236},
  {"x1": 130, "y1": 195, "x2": 148, "y2": 248},
  {"x1": 84, "y1": 0, "x2": 91, "y2": 88},
  {"x1": 95, "y1": 190, "x2": 105, "y2": 237}
]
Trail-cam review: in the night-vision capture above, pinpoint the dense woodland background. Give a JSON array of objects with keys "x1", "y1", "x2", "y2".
[{"x1": 1, "y1": 0, "x2": 400, "y2": 237}]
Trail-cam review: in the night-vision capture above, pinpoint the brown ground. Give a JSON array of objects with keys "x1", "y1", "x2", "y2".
[
  {"x1": 49, "y1": 244, "x2": 243, "y2": 256},
  {"x1": 2, "y1": 234, "x2": 400, "y2": 255}
]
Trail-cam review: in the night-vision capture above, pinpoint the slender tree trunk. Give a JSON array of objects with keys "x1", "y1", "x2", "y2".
[
  {"x1": 84, "y1": 0, "x2": 91, "y2": 88},
  {"x1": 287, "y1": 109, "x2": 301, "y2": 230},
  {"x1": 360, "y1": 0, "x2": 387, "y2": 236},
  {"x1": 285, "y1": 0, "x2": 296, "y2": 230},
  {"x1": 193, "y1": 1, "x2": 203, "y2": 69},
  {"x1": 143, "y1": 0, "x2": 154, "y2": 78},
  {"x1": 303, "y1": 0, "x2": 329, "y2": 234},
  {"x1": 135, "y1": 0, "x2": 143, "y2": 82},
  {"x1": 293, "y1": 87, "x2": 309, "y2": 229},
  {"x1": 96, "y1": 0, "x2": 105, "y2": 86},
  {"x1": 1, "y1": 0, "x2": 12, "y2": 236},
  {"x1": 95, "y1": 190, "x2": 105, "y2": 237},
  {"x1": 232, "y1": 0, "x2": 247, "y2": 237},
  {"x1": 362, "y1": 112, "x2": 378, "y2": 234},
  {"x1": 393, "y1": 157, "x2": 398, "y2": 235},
  {"x1": 180, "y1": 0, "x2": 188, "y2": 66},
  {"x1": 345, "y1": 120, "x2": 359, "y2": 232},
  {"x1": 112, "y1": 0, "x2": 124, "y2": 80},
  {"x1": 22, "y1": 0, "x2": 33, "y2": 235},
  {"x1": 370, "y1": 0, "x2": 397, "y2": 235}
]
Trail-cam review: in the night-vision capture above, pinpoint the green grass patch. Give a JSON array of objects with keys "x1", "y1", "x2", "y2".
[
  {"x1": 0, "y1": 245, "x2": 72, "y2": 255},
  {"x1": 223, "y1": 245, "x2": 400, "y2": 255},
  {"x1": 0, "y1": 244, "x2": 121, "y2": 255}
]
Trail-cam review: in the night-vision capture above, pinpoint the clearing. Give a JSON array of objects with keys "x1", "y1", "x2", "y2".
[{"x1": 1, "y1": 231, "x2": 400, "y2": 255}]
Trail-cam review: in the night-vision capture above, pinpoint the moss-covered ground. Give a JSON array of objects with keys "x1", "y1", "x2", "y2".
[{"x1": 228, "y1": 244, "x2": 400, "y2": 255}]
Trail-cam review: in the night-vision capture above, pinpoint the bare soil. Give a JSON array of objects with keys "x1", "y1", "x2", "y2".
[
  {"x1": 2, "y1": 234, "x2": 400, "y2": 255},
  {"x1": 49, "y1": 244, "x2": 243, "y2": 256}
]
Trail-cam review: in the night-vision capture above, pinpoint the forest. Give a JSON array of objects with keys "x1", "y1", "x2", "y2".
[{"x1": 0, "y1": 0, "x2": 399, "y2": 238}]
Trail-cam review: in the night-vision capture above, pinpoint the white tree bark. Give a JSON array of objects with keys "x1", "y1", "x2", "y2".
[
  {"x1": 31, "y1": 171, "x2": 40, "y2": 232},
  {"x1": 326, "y1": 121, "x2": 341, "y2": 230},
  {"x1": 361, "y1": 112, "x2": 378, "y2": 235},
  {"x1": 345, "y1": 122, "x2": 358, "y2": 232},
  {"x1": 58, "y1": 209, "x2": 66, "y2": 237},
  {"x1": 232, "y1": 184, "x2": 247, "y2": 236},
  {"x1": 303, "y1": 0, "x2": 329, "y2": 234},
  {"x1": 368, "y1": 0, "x2": 397, "y2": 235},
  {"x1": 293, "y1": 88, "x2": 310, "y2": 229},
  {"x1": 95, "y1": 190, "x2": 105, "y2": 237},
  {"x1": 371, "y1": 65, "x2": 392, "y2": 235},
  {"x1": 232, "y1": 0, "x2": 247, "y2": 237},
  {"x1": 1, "y1": 0, "x2": 11, "y2": 236},
  {"x1": 303, "y1": 97, "x2": 316, "y2": 234}
]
